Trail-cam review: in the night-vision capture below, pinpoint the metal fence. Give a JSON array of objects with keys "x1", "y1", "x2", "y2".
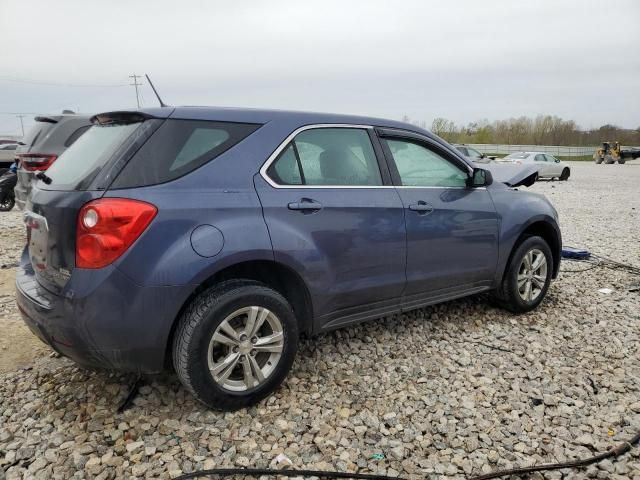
[{"x1": 467, "y1": 144, "x2": 596, "y2": 157}]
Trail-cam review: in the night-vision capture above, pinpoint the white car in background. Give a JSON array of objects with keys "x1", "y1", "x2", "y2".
[{"x1": 496, "y1": 152, "x2": 571, "y2": 181}]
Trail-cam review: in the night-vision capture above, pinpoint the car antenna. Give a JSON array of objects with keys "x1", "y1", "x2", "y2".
[{"x1": 145, "y1": 74, "x2": 169, "y2": 108}]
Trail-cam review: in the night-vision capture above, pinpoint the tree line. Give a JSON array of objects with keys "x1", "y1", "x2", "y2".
[{"x1": 402, "y1": 115, "x2": 640, "y2": 146}]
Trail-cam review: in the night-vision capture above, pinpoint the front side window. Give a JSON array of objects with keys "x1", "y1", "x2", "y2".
[
  {"x1": 545, "y1": 154, "x2": 558, "y2": 163},
  {"x1": 267, "y1": 128, "x2": 382, "y2": 186},
  {"x1": 384, "y1": 139, "x2": 468, "y2": 187}
]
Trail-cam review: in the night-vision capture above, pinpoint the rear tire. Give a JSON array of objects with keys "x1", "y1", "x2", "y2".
[
  {"x1": 173, "y1": 280, "x2": 298, "y2": 410},
  {"x1": 594, "y1": 156, "x2": 603, "y2": 164},
  {"x1": 0, "y1": 195, "x2": 15, "y2": 211},
  {"x1": 618, "y1": 160, "x2": 625, "y2": 164},
  {"x1": 491, "y1": 236, "x2": 553, "y2": 313},
  {"x1": 560, "y1": 168, "x2": 570, "y2": 181}
]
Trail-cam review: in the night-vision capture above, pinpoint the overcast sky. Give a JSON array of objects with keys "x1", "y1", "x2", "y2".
[{"x1": 1, "y1": 0, "x2": 639, "y2": 135}]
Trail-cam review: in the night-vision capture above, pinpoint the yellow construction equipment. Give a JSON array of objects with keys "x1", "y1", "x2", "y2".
[{"x1": 594, "y1": 141, "x2": 640, "y2": 164}]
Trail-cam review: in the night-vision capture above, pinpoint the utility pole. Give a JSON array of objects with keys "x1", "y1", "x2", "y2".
[
  {"x1": 16, "y1": 115, "x2": 25, "y2": 137},
  {"x1": 129, "y1": 74, "x2": 142, "y2": 108}
]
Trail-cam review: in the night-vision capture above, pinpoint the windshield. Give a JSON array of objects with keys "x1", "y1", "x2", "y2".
[
  {"x1": 43, "y1": 122, "x2": 141, "y2": 190},
  {"x1": 504, "y1": 153, "x2": 530, "y2": 159}
]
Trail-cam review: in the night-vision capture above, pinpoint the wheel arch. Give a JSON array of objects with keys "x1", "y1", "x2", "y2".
[
  {"x1": 164, "y1": 259, "x2": 314, "y2": 369},
  {"x1": 505, "y1": 220, "x2": 561, "y2": 281}
]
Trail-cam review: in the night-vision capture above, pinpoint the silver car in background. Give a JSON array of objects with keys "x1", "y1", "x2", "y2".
[
  {"x1": 496, "y1": 151, "x2": 570, "y2": 181},
  {"x1": 14, "y1": 113, "x2": 92, "y2": 209},
  {"x1": 0, "y1": 144, "x2": 19, "y2": 171},
  {"x1": 453, "y1": 144, "x2": 493, "y2": 163}
]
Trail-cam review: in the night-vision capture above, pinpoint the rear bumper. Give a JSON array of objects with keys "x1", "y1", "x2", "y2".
[{"x1": 15, "y1": 257, "x2": 192, "y2": 373}]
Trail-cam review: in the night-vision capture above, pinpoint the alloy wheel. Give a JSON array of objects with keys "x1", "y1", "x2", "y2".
[
  {"x1": 517, "y1": 248, "x2": 548, "y2": 302},
  {"x1": 207, "y1": 306, "x2": 284, "y2": 392}
]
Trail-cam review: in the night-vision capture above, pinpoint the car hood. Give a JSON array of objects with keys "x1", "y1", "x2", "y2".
[{"x1": 482, "y1": 163, "x2": 540, "y2": 188}]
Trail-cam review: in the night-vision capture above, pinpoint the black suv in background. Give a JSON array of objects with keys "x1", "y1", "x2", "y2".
[{"x1": 14, "y1": 112, "x2": 92, "y2": 210}]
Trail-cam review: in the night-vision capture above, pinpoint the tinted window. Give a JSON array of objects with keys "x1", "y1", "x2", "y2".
[
  {"x1": 112, "y1": 120, "x2": 260, "y2": 188},
  {"x1": 385, "y1": 139, "x2": 467, "y2": 187},
  {"x1": 534, "y1": 154, "x2": 546, "y2": 162},
  {"x1": 64, "y1": 125, "x2": 91, "y2": 147},
  {"x1": 267, "y1": 128, "x2": 382, "y2": 186},
  {"x1": 455, "y1": 146, "x2": 468, "y2": 156},
  {"x1": 44, "y1": 122, "x2": 141, "y2": 189},
  {"x1": 268, "y1": 144, "x2": 302, "y2": 185}
]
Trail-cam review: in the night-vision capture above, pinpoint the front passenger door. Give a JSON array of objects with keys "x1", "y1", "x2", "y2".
[
  {"x1": 545, "y1": 155, "x2": 562, "y2": 176},
  {"x1": 378, "y1": 132, "x2": 499, "y2": 306}
]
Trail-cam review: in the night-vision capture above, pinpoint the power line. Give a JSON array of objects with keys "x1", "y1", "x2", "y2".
[
  {"x1": 129, "y1": 74, "x2": 143, "y2": 108},
  {"x1": 0, "y1": 76, "x2": 128, "y2": 88}
]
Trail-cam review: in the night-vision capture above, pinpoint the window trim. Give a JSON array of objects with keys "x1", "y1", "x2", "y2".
[{"x1": 260, "y1": 124, "x2": 390, "y2": 189}]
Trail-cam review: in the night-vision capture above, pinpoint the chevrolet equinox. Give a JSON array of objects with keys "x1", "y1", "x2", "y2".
[{"x1": 16, "y1": 107, "x2": 561, "y2": 410}]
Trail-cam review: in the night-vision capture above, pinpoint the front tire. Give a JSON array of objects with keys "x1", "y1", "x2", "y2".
[
  {"x1": 173, "y1": 280, "x2": 298, "y2": 410},
  {"x1": 492, "y1": 236, "x2": 553, "y2": 313},
  {"x1": 560, "y1": 168, "x2": 570, "y2": 181}
]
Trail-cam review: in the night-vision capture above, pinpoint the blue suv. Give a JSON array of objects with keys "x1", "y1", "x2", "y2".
[{"x1": 16, "y1": 107, "x2": 561, "y2": 410}]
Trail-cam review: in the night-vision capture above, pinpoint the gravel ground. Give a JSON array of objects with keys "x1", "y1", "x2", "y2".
[{"x1": 1, "y1": 161, "x2": 639, "y2": 479}]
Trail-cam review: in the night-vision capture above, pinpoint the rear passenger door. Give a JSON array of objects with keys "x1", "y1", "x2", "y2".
[
  {"x1": 534, "y1": 153, "x2": 552, "y2": 177},
  {"x1": 254, "y1": 126, "x2": 406, "y2": 330},
  {"x1": 377, "y1": 129, "x2": 499, "y2": 306}
]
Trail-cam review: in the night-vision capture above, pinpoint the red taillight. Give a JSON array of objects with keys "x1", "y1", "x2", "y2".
[
  {"x1": 19, "y1": 153, "x2": 58, "y2": 171},
  {"x1": 76, "y1": 198, "x2": 157, "y2": 269}
]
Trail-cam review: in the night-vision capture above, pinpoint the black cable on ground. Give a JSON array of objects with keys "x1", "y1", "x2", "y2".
[
  {"x1": 116, "y1": 375, "x2": 142, "y2": 413},
  {"x1": 469, "y1": 429, "x2": 640, "y2": 480},
  {"x1": 172, "y1": 429, "x2": 640, "y2": 480}
]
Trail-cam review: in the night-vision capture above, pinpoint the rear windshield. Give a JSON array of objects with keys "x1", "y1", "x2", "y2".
[
  {"x1": 110, "y1": 119, "x2": 260, "y2": 189},
  {"x1": 504, "y1": 153, "x2": 530, "y2": 159},
  {"x1": 43, "y1": 123, "x2": 141, "y2": 190},
  {"x1": 19, "y1": 121, "x2": 55, "y2": 151}
]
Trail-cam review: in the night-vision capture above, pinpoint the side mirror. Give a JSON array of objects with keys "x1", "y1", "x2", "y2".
[
  {"x1": 555, "y1": 159, "x2": 560, "y2": 163},
  {"x1": 467, "y1": 168, "x2": 493, "y2": 188}
]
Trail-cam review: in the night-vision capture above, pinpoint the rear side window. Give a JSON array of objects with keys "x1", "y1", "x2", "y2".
[
  {"x1": 267, "y1": 128, "x2": 382, "y2": 186},
  {"x1": 111, "y1": 120, "x2": 260, "y2": 189}
]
